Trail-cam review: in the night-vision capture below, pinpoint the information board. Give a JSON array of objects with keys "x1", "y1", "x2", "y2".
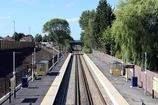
[{"x1": 153, "y1": 77, "x2": 158, "y2": 92}]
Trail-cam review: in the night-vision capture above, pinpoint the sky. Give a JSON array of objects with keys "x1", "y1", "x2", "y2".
[{"x1": 0, "y1": 0, "x2": 119, "y2": 40}]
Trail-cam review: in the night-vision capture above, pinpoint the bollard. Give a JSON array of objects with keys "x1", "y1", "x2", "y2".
[
  {"x1": 142, "y1": 101, "x2": 145, "y2": 105},
  {"x1": 9, "y1": 92, "x2": 11, "y2": 103},
  {"x1": 152, "y1": 89, "x2": 154, "y2": 98},
  {"x1": 29, "y1": 102, "x2": 32, "y2": 105}
]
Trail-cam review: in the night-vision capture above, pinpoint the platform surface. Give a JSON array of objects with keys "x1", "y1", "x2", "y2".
[
  {"x1": 2, "y1": 56, "x2": 67, "y2": 105},
  {"x1": 88, "y1": 54, "x2": 158, "y2": 105}
]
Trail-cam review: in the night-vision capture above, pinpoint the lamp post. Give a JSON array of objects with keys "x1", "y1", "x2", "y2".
[
  {"x1": 34, "y1": 48, "x2": 36, "y2": 64},
  {"x1": 29, "y1": 27, "x2": 31, "y2": 35},
  {"x1": 110, "y1": 45, "x2": 113, "y2": 60},
  {"x1": 32, "y1": 53, "x2": 34, "y2": 82},
  {"x1": 52, "y1": 48, "x2": 55, "y2": 70},
  {"x1": 13, "y1": 51, "x2": 21, "y2": 98},
  {"x1": 13, "y1": 21, "x2": 15, "y2": 41},
  {"x1": 144, "y1": 52, "x2": 147, "y2": 95},
  {"x1": 31, "y1": 48, "x2": 36, "y2": 82}
]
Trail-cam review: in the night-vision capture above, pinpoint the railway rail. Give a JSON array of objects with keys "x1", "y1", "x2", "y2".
[
  {"x1": 75, "y1": 51, "x2": 107, "y2": 105},
  {"x1": 53, "y1": 49, "x2": 107, "y2": 105}
]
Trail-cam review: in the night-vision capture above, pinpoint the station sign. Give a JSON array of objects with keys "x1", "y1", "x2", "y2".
[
  {"x1": 125, "y1": 65, "x2": 134, "y2": 68},
  {"x1": 27, "y1": 64, "x2": 37, "y2": 69}
]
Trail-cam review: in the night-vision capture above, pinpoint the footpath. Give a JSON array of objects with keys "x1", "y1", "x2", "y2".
[{"x1": 88, "y1": 54, "x2": 158, "y2": 105}]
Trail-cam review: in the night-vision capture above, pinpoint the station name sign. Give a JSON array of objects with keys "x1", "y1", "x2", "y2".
[{"x1": 125, "y1": 65, "x2": 134, "y2": 68}]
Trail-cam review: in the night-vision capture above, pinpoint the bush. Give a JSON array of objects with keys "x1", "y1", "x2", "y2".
[
  {"x1": 82, "y1": 46, "x2": 92, "y2": 53},
  {"x1": 115, "y1": 51, "x2": 122, "y2": 59}
]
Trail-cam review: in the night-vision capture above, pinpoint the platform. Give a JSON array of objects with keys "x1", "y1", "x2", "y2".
[
  {"x1": 1, "y1": 54, "x2": 68, "y2": 105},
  {"x1": 87, "y1": 54, "x2": 158, "y2": 105}
]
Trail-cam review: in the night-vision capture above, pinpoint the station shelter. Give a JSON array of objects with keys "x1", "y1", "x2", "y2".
[
  {"x1": 109, "y1": 60, "x2": 123, "y2": 76},
  {"x1": 36, "y1": 60, "x2": 49, "y2": 76}
]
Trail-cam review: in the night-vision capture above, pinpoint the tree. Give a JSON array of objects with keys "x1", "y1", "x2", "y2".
[
  {"x1": 42, "y1": 34, "x2": 49, "y2": 42},
  {"x1": 93, "y1": 0, "x2": 115, "y2": 49},
  {"x1": 34, "y1": 34, "x2": 42, "y2": 42},
  {"x1": 101, "y1": 26, "x2": 115, "y2": 55},
  {"x1": 79, "y1": 10, "x2": 96, "y2": 48},
  {"x1": 43, "y1": 18, "x2": 71, "y2": 49},
  {"x1": 12, "y1": 32, "x2": 25, "y2": 41},
  {"x1": 111, "y1": 0, "x2": 158, "y2": 70}
]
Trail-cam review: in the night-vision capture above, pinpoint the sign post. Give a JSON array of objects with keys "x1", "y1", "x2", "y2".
[{"x1": 125, "y1": 65, "x2": 135, "y2": 82}]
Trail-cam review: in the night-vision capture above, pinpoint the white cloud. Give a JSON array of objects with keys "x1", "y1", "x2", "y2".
[
  {"x1": 66, "y1": 17, "x2": 79, "y2": 22},
  {"x1": 65, "y1": 0, "x2": 76, "y2": 8},
  {"x1": 65, "y1": 2, "x2": 74, "y2": 8}
]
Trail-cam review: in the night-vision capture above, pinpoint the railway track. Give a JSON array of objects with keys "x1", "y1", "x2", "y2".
[
  {"x1": 54, "y1": 49, "x2": 107, "y2": 105},
  {"x1": 75, "y1": 51, "x2": 107, "y2": 105}
]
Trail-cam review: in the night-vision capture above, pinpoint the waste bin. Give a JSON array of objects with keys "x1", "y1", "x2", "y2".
[
  {"x1": 131, "y1": 76, "x2": 137, "y2": 87},
  {"x1": 22, "y1": 77, "x2": 28, "y2": 88}
]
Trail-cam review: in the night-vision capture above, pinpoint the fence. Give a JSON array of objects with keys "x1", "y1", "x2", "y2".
[
  {"x1": 93, "y1": 50, "x2": 158, "y2": 98},
  {"x1": 0, "y1": 77, "x2": 10, "y2": 98},
  {"x1": 0, "y1": 40, "x2": 35, "y2": 50}
]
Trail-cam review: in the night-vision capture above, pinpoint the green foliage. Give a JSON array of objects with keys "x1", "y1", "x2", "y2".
[
  {"x1": 115, "y1": 50, "x2": 122, "y2": 59},
  {"x1": 12, "y1": 32, "x2": 25, "y2": 41},
  {"x1": 79, "y1": 10, "x2": 96, "y2": 48},
  {"x1": 93, "y1": 0, "x2": 115, "y2": 49},
  {"x1": 79, "y1": 0, "x2": 115, "y2": 50},
  {"x1": 102, "y1": 26, "x2": 112, "y2": 45},
  {"x1": 42, "y1": 34, "x2": 49, "y2": 42},
  {"x1": 34, "y1": 34, "x2": 42, "y2": 42},
  {"x1": 64, "y1": 39, "x2": 71, "y2": 51},
  {"x1": 111, "y1": 0, "x2": 158, "y2": 69},
  {"x1": 82, "y1": 46, "x2": 92, "y2": 53},
  {"x1": 43, "y1": 18, "x2": 73, "y2": 49},
  {"x1": 79, "y1": 0, "x2": 158, "y2": 70}
]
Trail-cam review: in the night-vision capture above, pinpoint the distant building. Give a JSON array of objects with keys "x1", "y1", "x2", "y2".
[
  {"x1": 20, "y1": 36, "x2": 33, "y2": 42},
  {"x1": 3, "y1": 35, "x2": 13, "y2": 41}
]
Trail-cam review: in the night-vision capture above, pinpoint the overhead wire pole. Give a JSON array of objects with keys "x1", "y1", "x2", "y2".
[
  {"x1": 13, "y1": 52, "x2": 15, "y2": 98},
  {"x1": 13, "y1": 21, "x2": 15, "y2": 41},
  {"x1": 144, "y1": 52, "x2": 147, "y2": 95},
  {"x1": 13, "y1": 51, "x2": 21, "y2": 98},
  {"x1": 29, "y1": 27, "x2": 31, "y2": 35},
  {"x1": 126, "y1": 55, "x2": 128, "y2": 82},
  {"x1": 52, "y1": 47, "x2": 54, "y2": 70},
  {"x1": 32, "y1": 53, "x2": 34, "y2": 82},
  {"x1": 34, "y1": 48, "x2": 36, "y2": 64}
]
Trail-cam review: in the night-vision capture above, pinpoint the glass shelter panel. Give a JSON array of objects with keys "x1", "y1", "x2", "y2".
[{"x1": 109, "y1": 60, "x2": 123, "y2": 76}]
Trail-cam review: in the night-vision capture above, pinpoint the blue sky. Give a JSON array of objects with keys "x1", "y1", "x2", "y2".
[{"x1": 0, "y1": 0, "x2": 119, "y2": 40}]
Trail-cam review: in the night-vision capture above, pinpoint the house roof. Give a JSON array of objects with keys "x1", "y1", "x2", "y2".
[
  {"x1": 20, "y1": 36, "x2": 32, "y2": 42},
  {"x1": 3, "y1": 36, "x2": 13, "y2": 41}
]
